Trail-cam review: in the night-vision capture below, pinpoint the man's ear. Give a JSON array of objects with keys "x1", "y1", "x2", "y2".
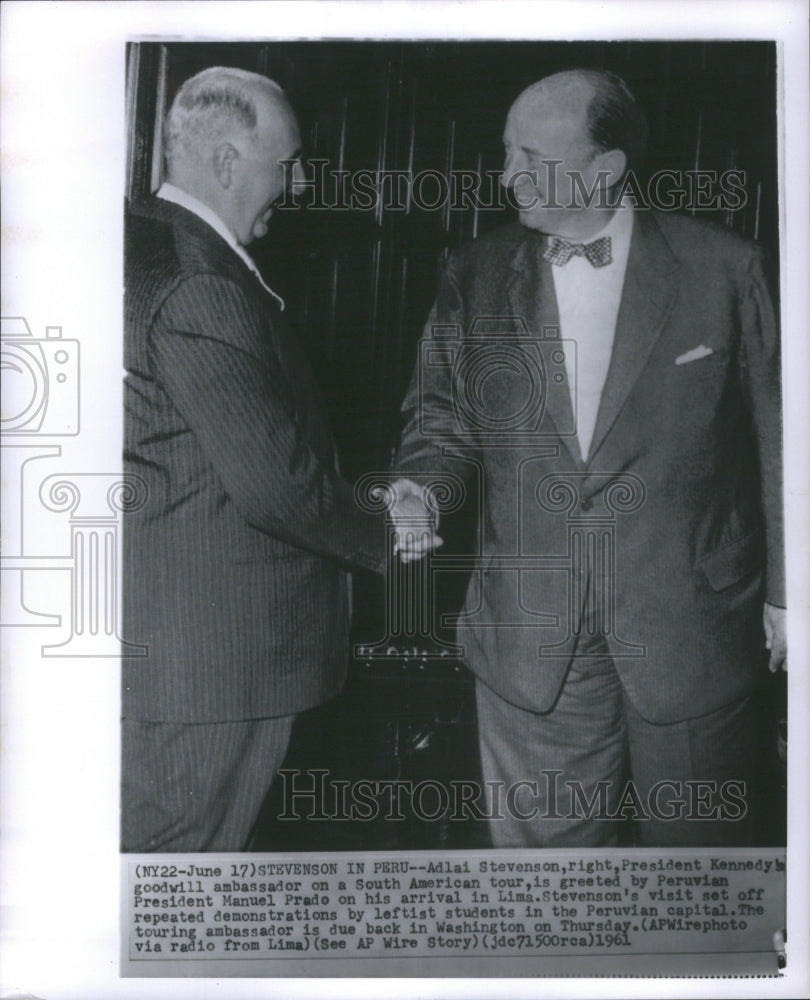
[
  {"x1": 212, "y1": 142, "x2": 239, "y2": 188},
  {"x1": 594, "y1": 148, "x2": 628, "y2": 187}
]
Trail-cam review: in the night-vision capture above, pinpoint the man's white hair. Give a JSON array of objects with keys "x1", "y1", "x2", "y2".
[{"x1": 164, "y1": 66, "x2": 286, "y2": 163}]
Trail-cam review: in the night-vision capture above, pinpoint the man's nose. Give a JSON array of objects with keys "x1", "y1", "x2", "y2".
[{"x1": 500, "y1": 149, "x2": 523, "y2": 189}]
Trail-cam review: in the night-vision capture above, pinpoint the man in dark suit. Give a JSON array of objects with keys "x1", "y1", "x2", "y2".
[
  {"x1": 123, "y1": 67, "x2": 391, "y2": 852},
  {"x1": 394, "y1": 69, "x2": 785, "y2": 847}
]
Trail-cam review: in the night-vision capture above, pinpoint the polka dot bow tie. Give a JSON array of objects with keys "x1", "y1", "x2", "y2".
[{"x1": 544, "y1": 235, "x2": 613, "y2": 268}]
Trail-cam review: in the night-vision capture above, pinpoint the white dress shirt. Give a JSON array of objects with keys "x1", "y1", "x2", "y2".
[
  {"x1": 550, "y1": 204, "x2": 634, "y2": 461},
  {"x1": 156, "y1": 182, "x2": 285, "y2": 311}
]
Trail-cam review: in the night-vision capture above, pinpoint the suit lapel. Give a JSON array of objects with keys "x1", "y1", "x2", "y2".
[
  {"x1": 587, "y1": 212, "x2": 682, "y2": 464},
  {"x1": 505, "y1": 232, "x2": 582, "y2": 468}
]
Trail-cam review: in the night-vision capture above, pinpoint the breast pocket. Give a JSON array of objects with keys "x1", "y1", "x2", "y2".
[{"x1": 674, "y1": 345, "x2": 729, "y2": 373}]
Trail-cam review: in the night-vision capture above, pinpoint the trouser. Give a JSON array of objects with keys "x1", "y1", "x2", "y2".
[
  {"x1": 475, "y1": 633, "x2": 764, "y2": 848},
  {"x1": 121, "y1": 714, "x2": 294, "y2": 852}
]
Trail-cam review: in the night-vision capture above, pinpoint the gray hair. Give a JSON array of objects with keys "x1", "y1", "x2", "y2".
[{"x1": 164, "y1": 66, "x2": 285, "y2": 162}]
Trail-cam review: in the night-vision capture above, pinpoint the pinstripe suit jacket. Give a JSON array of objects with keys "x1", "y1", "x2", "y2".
[
  {"x1": 123, "y1": 196, "x2": 385, "y2": 723},
  {"x1": 396, "y1": 212, "x2": 783, "y2": 724}
]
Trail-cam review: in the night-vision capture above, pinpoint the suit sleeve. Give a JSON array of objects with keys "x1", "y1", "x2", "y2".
[
  {"x1": 148, "y1": 273, "x2": 386, "y2": 574},
  {"x1": 738, "y1": 245, "x2": 784, "y2": 607},
  {"x1": 394, "y1": 251, "x2": 478, "y2": 483}
]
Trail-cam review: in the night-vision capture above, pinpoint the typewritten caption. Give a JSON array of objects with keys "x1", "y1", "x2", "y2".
[{"x1": 122, "y1": 850, "x2": 785, "y2": 976}]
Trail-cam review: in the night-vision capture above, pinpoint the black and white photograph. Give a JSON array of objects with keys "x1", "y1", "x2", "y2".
[
  {"x1": 2, "y1": 1, "x2": 809, "y2": 997},
  {"x1": 122, "y1": 36, "x2": 790, "y2": 851}
]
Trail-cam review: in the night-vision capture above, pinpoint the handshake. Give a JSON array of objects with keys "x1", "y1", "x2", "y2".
[{"x1": 389, "y1": 478, "x2": 444, "y2": 563}]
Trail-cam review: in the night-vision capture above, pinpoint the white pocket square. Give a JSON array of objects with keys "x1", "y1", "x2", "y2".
[{"x1": 675, "y1": 345, "x2": 714, "y2": 365}]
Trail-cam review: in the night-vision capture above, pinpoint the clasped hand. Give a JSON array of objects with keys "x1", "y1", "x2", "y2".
[{"x1": 390, "y1": 478, "x2": 444, "y2": 563}]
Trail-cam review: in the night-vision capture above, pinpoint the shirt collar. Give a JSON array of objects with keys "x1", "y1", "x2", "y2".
[
  {"x1": 156, "y1": 182, "x2": 285, "y2": 311},
  {"x1": 543, "y1": 198, "x2": 634, "y2": 248},
  {"x1": 589, "y1": 198, "x2": 633, "y2": 246}
]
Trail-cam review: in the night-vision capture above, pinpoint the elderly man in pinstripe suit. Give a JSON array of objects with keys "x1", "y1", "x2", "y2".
[{"x1": 122, "y1": 67, "x2": 392, "y2": 852}]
